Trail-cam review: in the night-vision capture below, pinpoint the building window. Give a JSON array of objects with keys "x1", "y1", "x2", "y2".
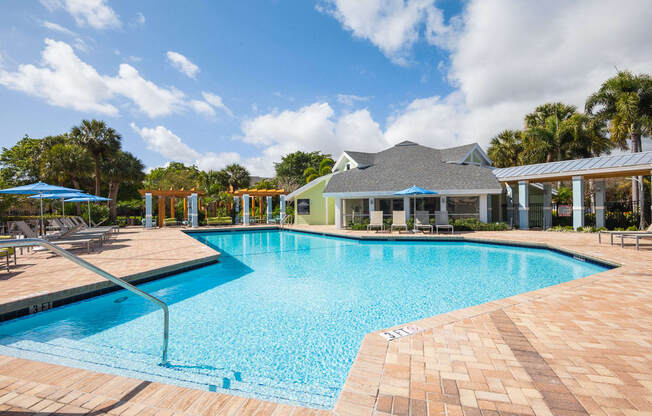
[
  {"x1": 447, "y1": 196, "x2": 479, "y2": 218},
  {"x1": 297, "y1": 199, "x2": 310, "y2": 215},
  {"x1": 345, "y1": 163, "x2": 351, "y2": 170}
]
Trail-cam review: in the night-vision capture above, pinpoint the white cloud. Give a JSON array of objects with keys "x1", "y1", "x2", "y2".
[
  {"x1": 130, "y1": 123, "x2": 243, "y2": 171},
  {"x1": 136, "y1": 12, "x2": 145, "y2": 25},
  {"x1": 337, "y1": 93, "x2": 370, "y2": 106},
  {"x1": 41, "y1": 0, "x2": 120, "y2": 29},
  {"x1": 324, "y1": 0, "x2": 652, "y2": 149},
  {"x1": 319, "y1": 0, "x2": 436, "y2": 64},
  {"x1": 0, "y1": 38, "x2": 118, "y2": 115},
  {"x1": 238, "y1": 102, "x2": 391, "y2": 175},
  {"x1": 0, "y1": 39, "x2": 216, "y2": 118},
  {"x1": 190, "y1": 99, "x2": 215, "y2": 117},
  {"x1": 166, "y1": 51, "x2": 199, "y2": 79},
  {"x1": 41, "y1": 21, "x2": 76, "y2": 36},
  {"x1": 130, "y1": 123, "x2": 200, "y2": 163},
  {"x1": 202, "y1": 92, "x2": 233, "y2": 117}
]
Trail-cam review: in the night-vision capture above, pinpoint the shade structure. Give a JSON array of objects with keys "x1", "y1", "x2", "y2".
[
  {"x1": 0, "y1": 182, "x2": 82, "y2": 235},
  {"x1": 394, "y1": 185, "x2": 438, "y2": 232},
  {"x1": 64, "y1": 194, "x2": 111, "y2": 227}
]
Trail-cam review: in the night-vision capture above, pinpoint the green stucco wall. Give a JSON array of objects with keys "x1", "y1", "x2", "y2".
[{"x1": 294, "y1": 178, "x2": 334, "y2": 225}]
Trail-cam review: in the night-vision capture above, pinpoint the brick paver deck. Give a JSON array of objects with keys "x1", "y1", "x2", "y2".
[{"x1": 1, "y1": 227, "x2": 651, "y2": 416}]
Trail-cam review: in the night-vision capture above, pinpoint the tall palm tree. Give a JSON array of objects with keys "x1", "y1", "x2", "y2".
[
  {"x1": 41, "y1": 142, "x2": 93, "y2": 190},
  {"x1": 586, "y1": 71, "x2": 652, "y2": 225},
  {"x1": 70, "y1": 119, "x2": 122, "y2": 195},
  {"x1": 487, "y1": 130, "x2": 523, "y2": 168},
  {"x1": 222, "y1": 163, "x2": 251, "y2": 190},
  {"x1": 103, "y1": 151, "x2": 145, "y2": 219}
]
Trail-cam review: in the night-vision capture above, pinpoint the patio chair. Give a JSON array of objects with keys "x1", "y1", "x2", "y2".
[
  {"x1": 10, "y1": 221, "x2": 39, "y2": 238},
  {"x1": 164, "y1": 218, "x2": 179, "y2": 227},
  {"x1": 391, "y1": 211, "x2": 408, "y2": 232},
  {"x1": 415, "y1": 211, "x2": 433, "y2": 233},
  {"x1": 435, "y1": 212, "x2": 454, "y2": 234},
  {"x1": 0, "y1": 235, "x2": 17, "y2": 271},
  {"x1": 367, "y1": 211, "x2": 385, "y2": 232},
  {"x1": 619, "y1": 233, "x2": 652, "y2": 250},
  {"x1": 598, "y1": 223, "x2": 652, "y2": 245}
]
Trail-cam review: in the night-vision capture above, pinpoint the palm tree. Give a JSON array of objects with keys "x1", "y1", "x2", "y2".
[
  {"x1": 103, "y1": 151, "x2": 145, "y2": 219},
  {"x1": 487, "y1": 130, "x2": 523, "y2": 168},
  {"x1": 586, "y1": 71, "x2": 652, "y2": 227},
  {"x1": 222, "y1": 163, "x2": 250, "y2": 190},
  {"x1": 41, "y1": 141, "x2": 93, "y2": 190},
  {"x1": 70, "y1": 120, "x2": 122, "y2": 195},
  {"x1": 303, "y1": 167, "x2": 319, "y2": 183}
]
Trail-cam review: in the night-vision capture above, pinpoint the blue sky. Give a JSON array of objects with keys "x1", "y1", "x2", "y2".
[{"x1": 1, "y1": 1, "x2": 650, "y2": 175}]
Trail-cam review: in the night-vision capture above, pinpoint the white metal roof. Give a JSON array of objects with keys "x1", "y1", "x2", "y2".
[{"x1": 493, "y1": 151, "x2": 652, "y2": 181}]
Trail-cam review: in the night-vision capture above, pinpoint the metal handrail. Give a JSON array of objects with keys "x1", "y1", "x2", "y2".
[
  {"x1": 0, "y1": 238, "x2": 169, "y2": 365},
  {"x1": 279, "y1": 213, "x2": 292, "y2": 227}
]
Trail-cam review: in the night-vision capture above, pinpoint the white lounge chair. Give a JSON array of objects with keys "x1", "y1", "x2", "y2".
[
  {"x1": 598, "y1": 224, "x2": 652, "y2": 245},
  {"x1": 415, "y1": 211, "x2": 433, "y2": 233},
  {"x1": 391, "y1": 211, "x2": 408, "y2": 232},
  {"x1": 435, "y1": 212, "x2": 454, "y2": 234},
  {"x1": 367, "y1": 211, "x2": 385, "y2": 232}
]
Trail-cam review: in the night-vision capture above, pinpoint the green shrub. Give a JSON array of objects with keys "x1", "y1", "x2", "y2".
[
  {"x1": 452, "y1": 218, "x2": 510, "y2": 231},
  {"x1": 350, "y1": 220, "x2": 369, "y2": 230},
  {"x1": 596, "y1": 227, "x2": 607, "y2": 232},
  {"x1": 626, "y1": 225, "x2": 638, "y2": 231},
  {"x1": 575, "y1": 226, "x2": 584, "y2": 232}
]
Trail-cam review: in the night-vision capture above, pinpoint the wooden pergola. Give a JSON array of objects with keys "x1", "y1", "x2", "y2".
[
  {"x1": 231, "y1": 188, "x2": 286, "y2": 222},
  {"x1": 138, "y1": 189, "x2": 205, "y2": 227}
]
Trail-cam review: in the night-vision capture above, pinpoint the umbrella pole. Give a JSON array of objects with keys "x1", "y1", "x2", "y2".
[
  {"x1": 62, "y1": 198, "x2": 65, "y2": 218},
  {"x1": 39, "y1": 193, "x2": 44, "y2": 236},
  {"x1": 88, "y1": 201, "x2": 92, "y2": 227}
]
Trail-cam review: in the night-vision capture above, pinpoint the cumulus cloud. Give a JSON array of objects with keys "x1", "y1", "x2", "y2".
[
  {"x1": 0, "y1": 39, "x2": 221, "y2": 118},
  {"x1": 239, "y1": 102, "x2": 391, "y2": 175},
  {"x1": 130, "y1": 123, "x2": 243, "y2": 171},
  {"x1": 166, "y1": 51, "x2": 199, "y2": 79},
  {"x1": 318, "y1": 0, "x2": 435, "y2": 64},
  {"x1": 323, "y1": 0, "x2": 652, "y2": 148},
  {"x1": 41, "y1": 0, "x2": 120, "y2": 29},
  {"x1": 202, "y1": 92, "x2": 233, "y2": 117}
]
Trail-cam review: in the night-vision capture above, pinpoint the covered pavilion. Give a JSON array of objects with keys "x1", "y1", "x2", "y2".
[{"x1": 493, "y1": 151, "x2": 652, "y2": 230}]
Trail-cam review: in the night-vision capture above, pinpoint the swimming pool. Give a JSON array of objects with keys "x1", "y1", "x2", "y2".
[{"x1": 0, "y1": 229, "x2": 608, "y2": 408}]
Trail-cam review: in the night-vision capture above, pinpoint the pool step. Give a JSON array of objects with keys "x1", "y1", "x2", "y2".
[{"x1": 0, "y1": 336, "x2": 338, "y2": 408}]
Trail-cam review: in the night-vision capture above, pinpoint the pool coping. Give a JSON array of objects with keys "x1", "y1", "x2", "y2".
[{"x1": 0, "y1": 252, "x2": 221, "y2": 323}]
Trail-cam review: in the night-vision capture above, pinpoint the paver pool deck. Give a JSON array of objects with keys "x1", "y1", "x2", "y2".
[{"x1": 0, "y1": 226, "x2": 650, "y2": 416}]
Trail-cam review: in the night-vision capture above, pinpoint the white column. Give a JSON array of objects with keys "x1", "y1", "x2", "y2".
[
  {"x1": 335, "y1": 198, "x2": 342, "y2": 229},
  {"x1": 543, "y1": 184, "x2": 552, "y2": 229},
  {"x1": 234, "y1": 196, "x2": 240, "y2": 224},
  {"x1": 487, "y1": 195, "x2": 493, "y2": 222},
  {"x1": 479, "y1": 194, "x2": 488, "y2": 223},
  {"x1": 190, "y1": 193, "x2": 198, "y2": 227},
  {"x1": 572, "y1": 176, "x2": 584, "y2": 230},
  {"x1": 145, "y1": 193, "x2": 152, "y2": 228},
  {"x1": 266, "y1": 196, "x2": 273, "y2": 223},
  {"x1": 280, "y1": 195, "x2": 286, "y2": 221},
  {"x1": 518, "y1": 180, "x2": 529, "y2": 229},
  {"x1": 440, "y1": 196, "x2": 447, "y2": 213},
  {"x1": 243, "y1": 194, "x2": 250, "y2": 225},
  {"x1": 506, "y1": 184, "x2": 514, "y2": 226},
  {"x1": 324, "y1": 197, "x2": 329, "y2": 224},
  {"x1": 369, "y1": 197, "x2": 375, "y2": 212},
  {"x1": 595, "y1": 179, "x2": 606, "y2": 229},
  {"x1": 404, "y1": 196, "x2": 410, "y2": 221}
]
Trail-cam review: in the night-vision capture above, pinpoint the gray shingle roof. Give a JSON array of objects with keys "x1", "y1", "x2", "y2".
[
  {"x1": 343, "y1": 151, "x2": 375, "y2": 167},
  {"x1": 439, "y1": 143, "x2": 477, "y2": 162},
  {"x1": 324, "y1": 141, "x2": 501, "y2": 194}
]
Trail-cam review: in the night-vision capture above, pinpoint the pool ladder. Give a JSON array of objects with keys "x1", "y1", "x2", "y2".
[{"x1": 0, "y1": 238, "x2": 169, "y2": 365}]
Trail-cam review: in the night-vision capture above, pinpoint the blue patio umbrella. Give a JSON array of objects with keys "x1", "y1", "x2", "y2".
[
  {"x1": 0, "y1": 182, "x2": 82, "y2": 234},
  {"x1": 28, "y1": 192, "x2": 97, "y2": 219},
  {"x1": 394, "y1": 185, "x2": 438, "y2": 231},
  {"x1": 64, "y1": 194, "x2": 111, "y2": 226}
]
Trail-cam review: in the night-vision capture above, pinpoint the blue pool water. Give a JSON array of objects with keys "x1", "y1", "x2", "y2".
[{"x1": 0, "y1": 230, "x2": 607, "y2": 408}]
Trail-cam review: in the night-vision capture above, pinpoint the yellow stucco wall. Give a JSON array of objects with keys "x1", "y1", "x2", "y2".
[{"x1": 294, "y1": 178, "x2": 334, "y2": 225}]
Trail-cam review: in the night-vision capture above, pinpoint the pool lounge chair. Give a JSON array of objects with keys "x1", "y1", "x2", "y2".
[
  {"x1": 619, "y1": 233, "x2": 652, "y2": 250},
  {"x1": 598, "y1": 224, "x2": 652, "y2": 245},
  {"x1": 415, "y1": 211, "x2": 433, "y2": 234},
  {"x1": 0, "y1": 235, "x2": 17, "y2": 271},
  {"x1": 73, "y1": 216, "x2": 119, "y2": 234},
  {"x1": 391, "y1": 211, "x2": 408, "y2": 232},
  {"x1": 435, "y1": 212, "x2": 454, "y2": 234},
  {"x1": 367, "y1": 211, "x2": 385, "y2": 232}
]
